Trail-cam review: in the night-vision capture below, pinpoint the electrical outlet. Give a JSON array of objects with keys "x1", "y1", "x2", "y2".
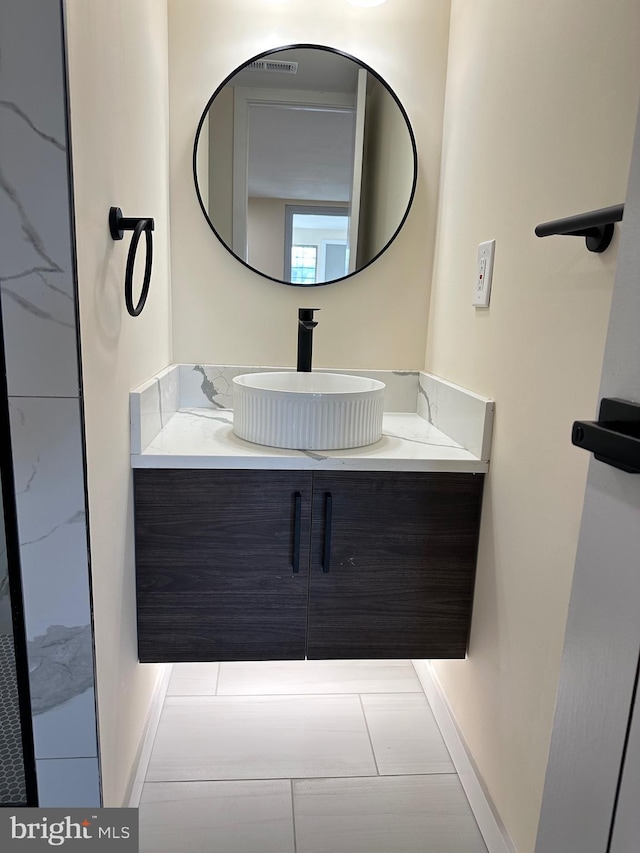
[{"x1": 473, "y1": 239, "x2": 495, "y2": 308}]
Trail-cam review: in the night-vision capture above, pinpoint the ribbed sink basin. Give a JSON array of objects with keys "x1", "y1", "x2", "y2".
[{"x1": 232, "y1": 372, "x2": 385, "y2": 450}]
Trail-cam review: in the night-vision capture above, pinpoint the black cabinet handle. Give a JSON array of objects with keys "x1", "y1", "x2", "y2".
[
  {"x1": 292, "y1": 492, "x2": 302, "y2": 573},
  {"x1": 323, "y1": 492, "x2": 333, "y2": 573}
]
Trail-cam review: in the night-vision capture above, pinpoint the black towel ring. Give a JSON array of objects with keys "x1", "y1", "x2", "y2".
[{"x1": 109, "y1": 207, "x2": 155, "y2": 316}]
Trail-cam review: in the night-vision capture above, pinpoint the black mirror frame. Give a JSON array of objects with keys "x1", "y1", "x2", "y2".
[{"x1": 192, "y1": 43, "x2": 418, "y2": 288}]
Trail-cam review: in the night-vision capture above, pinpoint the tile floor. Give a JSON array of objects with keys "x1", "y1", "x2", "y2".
[{"x1": 139, "y1": 660, "x2": 488, "y2": 853}]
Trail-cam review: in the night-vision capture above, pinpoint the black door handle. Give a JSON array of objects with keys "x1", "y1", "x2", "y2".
[
  {"x1": 572, "y1": 398, "x2": 640, "y2": 474},
  {"x1": 323, "y1": 492, "x2": 333, "y2": 573}
]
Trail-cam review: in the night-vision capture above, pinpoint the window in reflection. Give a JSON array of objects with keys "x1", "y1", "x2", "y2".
[
  {"x1": 290, "y1": 245, "x2": 318, "y2": 284},
  {"x1": 285, "y1": 207, "x2": 350, "y2": 284}
]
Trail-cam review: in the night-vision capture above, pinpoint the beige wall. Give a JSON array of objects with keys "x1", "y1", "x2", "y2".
[
  {"x1": 426, "y1": 2, "x2": 640, "y2": 851},
  {"x1": 206, "y1": 85, "x2": 233, "y2": 245},
  {"x1": 64, "y1": 0, "x2": 172, "y2": 806},
  {"x1": 168, "y1": 0, "x2": 451, "y2": 369}
]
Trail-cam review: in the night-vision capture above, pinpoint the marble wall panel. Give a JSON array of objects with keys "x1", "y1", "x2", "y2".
[
  {"x1": 36, "y1": 758, "x2": 101, "y2": 808},
  {"x1": 32, "y1": 689, "x2": 98, "y2": 761},
  {"x1": 0, "y1": 0, "x2": 79, "y2": 398},
  {"x1": 9, "y1": 397, "x2": 97, "y2": 764},
  {"x1": 0, "y1": 0, "x2": 100, "y2": 805}
]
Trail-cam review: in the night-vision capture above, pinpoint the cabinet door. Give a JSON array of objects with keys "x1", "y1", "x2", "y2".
[
  {"x1": 135, "y1": 469, "x2": 312, "y2": 662},
  {"x1": 307, "y1": 472, "x2": 484, "y2": 659}
]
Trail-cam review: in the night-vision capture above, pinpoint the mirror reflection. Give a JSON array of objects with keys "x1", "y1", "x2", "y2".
[{"x1": 193, "y1": 46, "x2": 417, "y2": 286}]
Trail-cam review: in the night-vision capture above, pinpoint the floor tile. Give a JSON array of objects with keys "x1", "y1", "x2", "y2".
[
  {"x1": 361, "y1": 693, "x2": 454, "y2": 775},
  {"x1": 216, "y1": 659, "x2": 422, "y2": 696},
  {"x1": 146, "y1": 695, "x2": 377, "y2": 781},
  {"x1": 139, "y1": 780, "x2": 294, "y2": 853},
  {"x1": 293, "y1": 775, "x2": 488, "y2": 853},
  {"x1": 167, "y1": 663, "x2": 220, "y2": 696}
]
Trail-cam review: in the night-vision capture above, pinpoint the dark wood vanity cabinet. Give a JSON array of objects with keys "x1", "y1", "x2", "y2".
[
  {"x1": 134, "y1": 469, "x2": 484, "y2": 663},
  {"x1": 134, "y1": 470, "x2": 312, "y2": 662},
  {"x1": 307, "y1": 472, "x2": 484, "y2": 660}
]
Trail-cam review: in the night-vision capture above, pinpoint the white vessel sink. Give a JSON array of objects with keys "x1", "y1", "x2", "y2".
[{"x1": 232, "y1": 371, "x2": 385, "y2": 450}]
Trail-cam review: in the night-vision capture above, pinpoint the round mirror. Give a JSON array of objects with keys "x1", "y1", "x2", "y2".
[{"x1": 193, "y1": 45, "x2": 417, "y2": 287}]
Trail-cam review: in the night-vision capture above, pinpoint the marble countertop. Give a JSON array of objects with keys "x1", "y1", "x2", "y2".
[{"x1": 131, "y1": 409, "x2": 488, "y2": 473}]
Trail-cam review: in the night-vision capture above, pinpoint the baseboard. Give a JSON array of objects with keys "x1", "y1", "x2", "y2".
[
  {"x1": 412, "y1": 660, "x2": 517, "y2": 853},
  {"x1": 125, "y1": 663, "x2": 173, "y2": 808}
]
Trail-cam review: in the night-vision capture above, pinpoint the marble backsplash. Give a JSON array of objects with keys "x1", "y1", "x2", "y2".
[
  {"x1": 179, "y1": 365, "x2": 421, "y2": 412},
  {"x1": 131, "y1": 364, "x2": 180, "y2": 454},
  {"x1": 418, "y1": 373, "x2": 495, "y2": 461},
  {"x1": 131, "y1": 365, "x2": 494, "y2": 462}
]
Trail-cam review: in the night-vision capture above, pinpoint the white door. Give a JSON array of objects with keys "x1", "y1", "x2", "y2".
[
  {"x1": 610, "y1": 681, "x2": 640, "y2": 852},
  {"x1": 535, "y1": 106, "x2": 640, "y2": 852}
]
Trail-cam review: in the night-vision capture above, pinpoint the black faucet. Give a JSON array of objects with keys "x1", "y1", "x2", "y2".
[{"x1": 297, "y1": 308, "x2": 320, "y2": 372}]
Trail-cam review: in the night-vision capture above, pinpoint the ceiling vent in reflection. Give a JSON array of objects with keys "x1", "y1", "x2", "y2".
[{"x1": 247, "y1": 59, "x2": 299, "y2": 74}]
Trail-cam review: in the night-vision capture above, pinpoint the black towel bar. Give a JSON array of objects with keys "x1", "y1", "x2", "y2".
[
  {"x1": 572, "y1": 398, "x2": 640, "y2": 473},
  {"x1": 109, "y1": 206, "x2": 154, "y2": 316},
  {"x1": 535, "y1": 204, "x2": 624, "y2": 253}
]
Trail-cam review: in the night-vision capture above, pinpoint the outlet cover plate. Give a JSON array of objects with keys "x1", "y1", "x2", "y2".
[{"x1": 473, "y1": 239, "x2": 495, "y2": 308}]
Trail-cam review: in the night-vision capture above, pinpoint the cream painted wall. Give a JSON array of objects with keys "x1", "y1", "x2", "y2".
[
  {"x1": 206, "y1": 85, "x2": 233, "y2": 245},
  {"x1": 168, "y1": 0, "x2": 450, "y2": 369},
  {"x1": 425, "y1": 3, "x2": 640, "y2": 852},
  {"x1": 64, "y1": 0, "x2": 172, "y2": 806}
]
